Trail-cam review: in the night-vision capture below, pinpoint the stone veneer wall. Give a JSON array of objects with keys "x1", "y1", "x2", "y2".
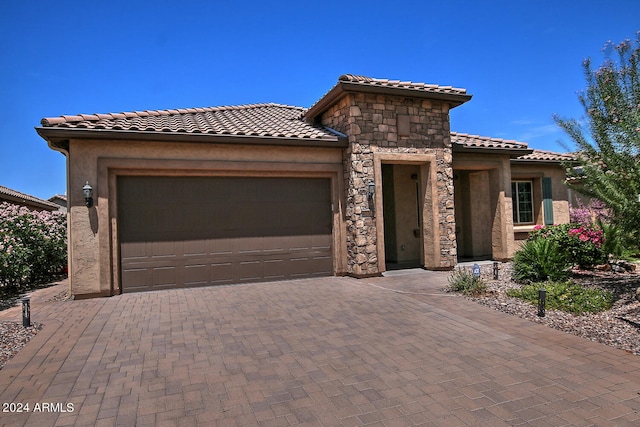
[{"x1": 319, "y1": 92, "x2": 457, "y2": 275}]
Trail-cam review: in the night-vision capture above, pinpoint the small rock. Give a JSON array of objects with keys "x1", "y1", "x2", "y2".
[
  {"x1": 620, "y1": 261, "x2": 636, "y2": 272},
  {"x1": 610, "y1": 260, "x2": 637, "y2": 272},
  {"x1": 611, "y1": 263, "x2": 626, "y2": 273},
  {"x1": 636, "y1": 287, "x2": 640, "y2": 303}
]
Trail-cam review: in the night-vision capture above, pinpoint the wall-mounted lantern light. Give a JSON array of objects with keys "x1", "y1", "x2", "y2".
[
  {"x1": 367, "y1": 181, "x2": 375, "y2": 203},
  {"x1": 83, "y1": 181, "x2": 93, "y2": 208}
]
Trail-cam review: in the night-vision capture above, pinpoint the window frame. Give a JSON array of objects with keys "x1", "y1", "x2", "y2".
[{"x1": 512, "y1": 180, "x2": 534, "y2": 225}]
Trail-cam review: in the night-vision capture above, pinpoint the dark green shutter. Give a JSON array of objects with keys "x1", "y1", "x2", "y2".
[{"x1": 542, "y1": 177, "x2": 554, "y2": 225}]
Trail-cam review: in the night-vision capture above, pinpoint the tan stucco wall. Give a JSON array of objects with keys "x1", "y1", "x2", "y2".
[
  {"x1": 453, "y1": 155, "x2": 571, "y2": 259},
  {"x1": 66, "y1": 139, "x2": 345, "y2": 298},
  {"x1": 453, "y1": 152, "x2": 515, "y2": 260},
  {"x1": 469, "y1": 171, "x2": 492, "y2": 256},
  {"x1": 511, "y1": 162, "x2": 570, "y2": 246}
]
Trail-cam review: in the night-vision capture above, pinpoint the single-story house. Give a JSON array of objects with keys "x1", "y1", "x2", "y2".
[
  {"x1": 48, "y1": 194, "x2": 68, "y2": 212},
  {"x1": 37, "y1": 74, "x2": 574, "y2": 298},
  {"x1": 0, "y1": 185, "x2": 62, "y2": 212}
]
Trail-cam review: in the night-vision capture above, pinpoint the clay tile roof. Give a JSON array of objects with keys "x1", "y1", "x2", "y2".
[
  {"x1": 305, "y1": 74, "x2": 472, "y2": 121},
  {"x1": 338, "y1": 74, "x2": 469, "y2": 96},
  {"x1": 40, "y1": 103, "x2": 340, "y2": 141},
  {"x1": 450, "y1": 132, "x2": 530, "y2": 150},
  {"x1": 515, "y1": 149, "x2": 577, "y2": 162},
  {"x1": 0, "y1": 185, "x2": 60, "y2": 210}
]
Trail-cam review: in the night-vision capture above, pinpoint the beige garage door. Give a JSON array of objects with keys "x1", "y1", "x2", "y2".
[{"x1": 118, "y1": 176, "x2": 333, "y2": 293}]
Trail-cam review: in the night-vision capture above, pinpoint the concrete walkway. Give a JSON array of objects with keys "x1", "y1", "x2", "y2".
[{"x1": 0, "y1": 271, "x2": 639, "y2": 426}]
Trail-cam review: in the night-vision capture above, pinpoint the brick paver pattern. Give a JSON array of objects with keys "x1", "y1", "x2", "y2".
[{"x1": 0, "y1": 271, "x2": 639, "y2": 426}]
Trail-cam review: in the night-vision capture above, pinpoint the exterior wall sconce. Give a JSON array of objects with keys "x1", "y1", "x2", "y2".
[
  {"x1": 367, "y1": 181, "x2": 375, "y2": 203},
  {"x1": 83, "y1": 181, "x2": 93, "y2": 207}
]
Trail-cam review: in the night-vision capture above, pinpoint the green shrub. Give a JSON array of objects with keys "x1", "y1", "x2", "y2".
[
  {"x1": 507, "y1": 281, "x2": 613, "y2": 314},
  {"x1": 512, "y1": 238, "x2": 571, "y2": 284},
  {"x1": 0, "y1": 202, "x2": 67, "y2": 288},
  {"x1": 597, "y1": 219, "x2": 624, "y2": 258},
  {"x1": 597, "y1": 218, "x2": 640, "y2": 260},
  {"x1": 447, "y1": 268, "x2": 487, "y2": 296}
]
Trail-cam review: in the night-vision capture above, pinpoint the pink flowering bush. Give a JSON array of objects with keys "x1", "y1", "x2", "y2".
[
  {"x1": 569, "y1": 199, "x2": 632, "y2": 258},
  {"x1": 569, "y1": 199, "x2": 610, "y2": 225},
  {"x1": 0, "y1": 202, "x2": 67, "y2": 289},
  {"x1": 528, "y1": 223, "x2": 605, "y2": 269}
]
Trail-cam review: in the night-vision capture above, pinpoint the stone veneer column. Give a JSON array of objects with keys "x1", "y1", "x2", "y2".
[
  {"x1": 320, "y1": 93, "x2": 458, "y2": 275},
  {"x1": 344, "y1": 128, "x2": 378, "y2": 276}
]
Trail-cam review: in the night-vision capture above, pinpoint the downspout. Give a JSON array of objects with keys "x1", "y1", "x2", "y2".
[{"x1": 43, "y1": 137, "x2": 72, "y2": 295}]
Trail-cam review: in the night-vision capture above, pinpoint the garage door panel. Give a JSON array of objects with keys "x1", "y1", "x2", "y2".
[
  {"x1": 121, "y1": 241, "x2": 148, "y2": 260},
  {"x1": 211, "y1": 262, "x2": 233, "y2": 284},
  {"x1": 289, "y1": 235, "x2": 316, "y2": 251},
  {"x1": 184, "y1": 240, "x2": 206, "y2": 257},
  {"x1": 234, "y1": 236, "x2": 263, "y2": 254},
  {"x1": 151, "y1": 241, "x2": 178, "y2": 258},
  {"x1": 311, "y1": 234, "x2": 332, "y2": 249},
  {"x1": 119, "y1": 176, "x2": 332, "y2": 292},
  {"x1": 184, "y1": 264, "x2": 207, "y2": 286},
  {"x1": 153, "y1": 267, "x2": 177, "y2": 287},
  {"x1": 291, "y1": 257, "x2": 321, "y2": 276},
  {"x1": 121, "y1": 268, "x2": 148, "y2": 290},
  {"x1": 262, "y1": 236, "x2": 285, "y2": 252},
  {"x1": 263, "y1": 259, "x2": 285, "y2": 279},
  {"x1": 238, "y1": 260, "x2": 261, "y2": 282},
  {"x1": 209, "y1": 238, "x2": 233, "y2": 255}
]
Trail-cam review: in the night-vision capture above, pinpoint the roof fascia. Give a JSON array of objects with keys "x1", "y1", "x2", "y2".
[
  {"x1": 452, "y1": 143, "x2": 533, "y2": 159},
  {"x1": 511, "y1": 158, "x2": 576, "y2": 165},
  {"x1": 36, "y1": 127, "x2": 348, "y2": 150},
  {"x1": 306, "y1": 80, "x2": 473, "y2": 122}
]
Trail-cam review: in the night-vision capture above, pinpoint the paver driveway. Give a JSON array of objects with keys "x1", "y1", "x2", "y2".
[{"x1": 0, "y1": 270, "x2": 639, "y2": 426}]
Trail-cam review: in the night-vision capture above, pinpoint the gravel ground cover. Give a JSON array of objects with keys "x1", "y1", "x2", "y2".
[
  {"x1": 459, "y1": 263, "x2": 640, "y2": 356},
  {"x1": 0, "y1": 322, "x2": 42, "y2": 370},
  {"x1": 0, "y1": 288, "x2": 68, "y2": 370}
]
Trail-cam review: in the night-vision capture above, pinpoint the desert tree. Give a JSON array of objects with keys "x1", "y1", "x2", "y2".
[{"x1": 555, "y1": 32, "x2": 640, "y2": 245}]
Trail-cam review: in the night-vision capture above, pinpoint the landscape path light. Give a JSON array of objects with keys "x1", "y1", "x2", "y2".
[
  {"x1": 538, "y1": 288, "x2": 546, "y2": 317},
  {"x1": 22, "y1": 298, "x2": 30, "y2": 327}
]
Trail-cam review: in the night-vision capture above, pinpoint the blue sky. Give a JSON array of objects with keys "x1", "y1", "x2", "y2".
[{"x1": 1, "y1": 0, "x2": 638, "y2": 200}]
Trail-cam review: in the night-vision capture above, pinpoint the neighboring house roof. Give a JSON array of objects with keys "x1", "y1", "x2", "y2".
[
  {"x1": 0, "y1": 185, "x2": 60, "y2": 211},
  {"x1": 48, "y1": 194, "x2": 68, "y2": 210},
  {"x1": 49, "y1": 194, "x2": 67, "y2": 203},
  {"x1": 38, "y1": 103, "x2": 347, "y2": 151},
  {"x1": 305, "y1": 74, "x2": 472, "y2": 121}
]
